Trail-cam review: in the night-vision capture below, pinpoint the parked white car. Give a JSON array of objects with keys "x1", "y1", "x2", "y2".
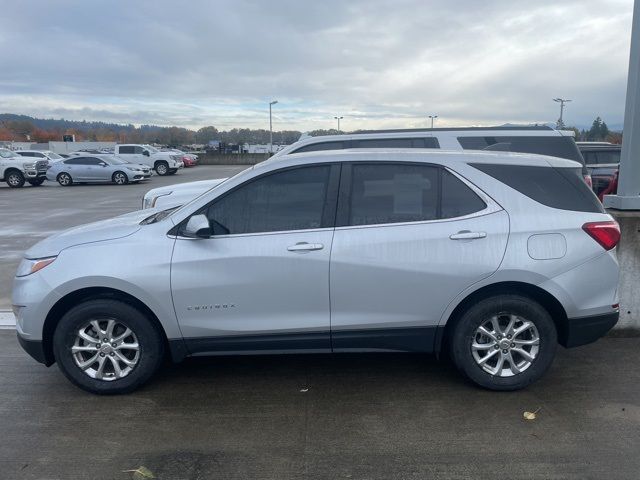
[
  {"x1": 15, "y1": 150, "x2": 65, "y2": 165},
  {"x1": 114, "y1": 144, "x2": 183, "y2": 176},
  {"x1": 0, "y1": 148, "x2": 49, "y2": 187},
  {"x1": 142, "y1": 126, "x2": 587, "y2": 210}
]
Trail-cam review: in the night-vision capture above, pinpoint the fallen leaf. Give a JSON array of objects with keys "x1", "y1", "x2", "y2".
[
  {"x1": 123, "y1": 466, "x2": 155, "y2": 479},
  {"x1": 300, "y1": 388, "x2": 309, "y2": 393},
  {"x1": 523, "y1": 407, "x2": 542, "y2": 421}
]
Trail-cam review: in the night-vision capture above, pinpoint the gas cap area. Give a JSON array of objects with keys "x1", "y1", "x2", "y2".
[{"x1": 527, "y1": 233, "x2": 567, "y2": 260}]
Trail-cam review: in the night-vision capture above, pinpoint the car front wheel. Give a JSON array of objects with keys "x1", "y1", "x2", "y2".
[
  {"x1": 112, "y1": 171, "x2": 128, "y2": 185},
  {"x1": 6, "y1": 170, "x2": 25, "y2": 188},
  {"x1": 52, "y1": 299, "x2": 165, "y2": 394},
  {"x1": 450, "y1": 294, "x2": 557, "y2": 391},
  {"x1": 57, "y1": 172, "x2": 73, "y2": 186},
  {"x1": 155, "y1": 161, "x2": 169, "y2": 175}
]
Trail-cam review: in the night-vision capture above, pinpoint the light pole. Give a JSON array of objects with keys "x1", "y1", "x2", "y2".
[
  {"x1": 553, "y1": 98, "x2": 571, "y2": 129},
  {"x1": 269, "y1": 100, "x2": 278, "y2": 154},
  {"x1": 334, "y1": 116, "x2": 343, "y2": 133},
  {"x1": 428, "y1": 115, "x2": 438, "y2": 129}
]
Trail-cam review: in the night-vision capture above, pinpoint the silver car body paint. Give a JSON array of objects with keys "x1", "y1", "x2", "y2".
[{"x1": 13, "y1": 150, "x2": 618, "y2": 359}]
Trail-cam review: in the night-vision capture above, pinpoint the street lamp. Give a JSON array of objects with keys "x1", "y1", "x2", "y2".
[
  {"x1": 334, "y1": 116, "x2": 343, "y2": 133},
  {"x1": 269, "y1": 100, "x2": 278, "y2": 154},
  {"x1": 553, "y1": 98, "x2": 571, "y2": 129},
  {"x1": 428, "y1": 115, "x2": 438, "y2": 129}
]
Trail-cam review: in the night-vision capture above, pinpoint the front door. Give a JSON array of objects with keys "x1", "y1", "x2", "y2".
[
  {"x1": 329, "y1": 162, "x2": 509, "y2": 352},
  {"x1": 171, "y1": 163, "x2": 340, "y2": 354}
]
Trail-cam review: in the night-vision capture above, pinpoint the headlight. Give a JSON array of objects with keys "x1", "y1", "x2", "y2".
[
  {"x1": 16, "y1": 256, "x2": 57, "y2": 277},
  {"x1": 24, "y1": 163, "x2": 36, "y2": 169},
  {"x1": 126, "y1": 166, "x2": 140, "y2": 171},
  {"x1": 143, "y1": 191, "x2": 172, "y2": 209}
]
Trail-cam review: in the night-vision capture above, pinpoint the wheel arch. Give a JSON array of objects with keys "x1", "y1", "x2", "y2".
[
  {"x1": 435, "y1": 281, "x2": 568, "y2": 354},
  {"x1": 42, "y1": 286, "x2": 178, "y2": 366}
]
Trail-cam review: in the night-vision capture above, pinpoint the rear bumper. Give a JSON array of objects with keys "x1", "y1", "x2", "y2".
[
  {"x1": 17, "y1": 333, "x2": 52, "y2": 366},
  {"x1": 557, "y1": 311, "x2": 619, "y2": 348}
]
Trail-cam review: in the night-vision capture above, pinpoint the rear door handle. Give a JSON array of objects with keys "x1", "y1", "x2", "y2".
[
  {"x1": 449, "y1": 231, "x2": 487, "y2": 240},
  {"x1": 287, "y1": 242, "x2": 324, "y2": 252}
]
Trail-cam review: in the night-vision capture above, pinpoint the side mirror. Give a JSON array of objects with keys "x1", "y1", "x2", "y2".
[
  {"x1": 183, "y1": 214, "x2": 211, "y2": 238},
  {"x1": 143, "y1": 150, "x2": 150, "y2": 157},
  {"x1": 99, "y1": 162, "x2": 107, "y2": 167}
]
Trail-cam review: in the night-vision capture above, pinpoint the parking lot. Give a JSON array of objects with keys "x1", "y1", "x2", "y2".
[
  {"x1": 0, "y1": 165, "x2": 247, "y2": 309},
  {"x1": 2, "y1": 163, "x2": 640, "y2": 479}
]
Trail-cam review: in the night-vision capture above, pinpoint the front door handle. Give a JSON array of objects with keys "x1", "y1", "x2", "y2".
[
  {"x1": 449, "y1": 230, "x2": 487, "y2": 240},
  {"x1": 287, "y1": 242, "x2": 324, "y2": 252}
]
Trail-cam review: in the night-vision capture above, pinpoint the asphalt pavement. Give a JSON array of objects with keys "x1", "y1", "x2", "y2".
[
  {"x1": 1, "y1": 332, "x2": 639, "y2": 479},
  {"x1": 0, "y1": 165, "x2": 247, "y2": 309}
]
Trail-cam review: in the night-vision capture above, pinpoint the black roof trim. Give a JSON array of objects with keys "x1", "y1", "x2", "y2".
[{"x1": 351, "y1": 126, "x2": 554, "y2": 134}]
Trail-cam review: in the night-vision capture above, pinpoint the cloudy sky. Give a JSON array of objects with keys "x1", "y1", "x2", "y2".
[{"x1": 0, "y1": 0, "x2": 634, "y2": 131}]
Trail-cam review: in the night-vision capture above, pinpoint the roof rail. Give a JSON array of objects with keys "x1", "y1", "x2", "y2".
[{"x1": 351, "y1": 125, "x2": 554, "y2": 134}]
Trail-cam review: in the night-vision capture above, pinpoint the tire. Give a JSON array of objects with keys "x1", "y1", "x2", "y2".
[
  {"x1": 5, "y1": 170, "x2": 25, "y2": 188},
  {"x1": 112, "y1": 171, "x2": 128, "y2": 185},
  {"x1": 449, "y1": 294, "x2": 557, "y2": 391},
  {"x1": 155, "y1": 161, "x2": 169, "y2": 176},
  {"x1": 52, "y1": 299, "x2": 165, "y2": 395},
  {"x1": 28, "y1": 178, "x2": 45, "y2": 186},
  {"x1": 57, "y1": 172, "x2": 73, "y2": 186}
]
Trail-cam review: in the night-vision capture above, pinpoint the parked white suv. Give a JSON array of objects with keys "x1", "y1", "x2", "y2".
[
  {"x1": 142, "y1": 126, "x2": 587, "y2": 210},
  {"x1": 0, "y1": 148, "x2": 49, "y2": 187},
  {"x1": 14, "y1": 149, "x2": 619, "y2": 394},
  {"x1": 15, "y1": 150, "x2": 65, "y2": 165},
  {"x1": 114, "y1": 144, "x2": 184, "y2": 176}
]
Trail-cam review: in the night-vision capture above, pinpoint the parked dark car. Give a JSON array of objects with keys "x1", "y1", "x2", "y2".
[{"x1": 577, "y1": 142, "x2": 621, "y2": 200}]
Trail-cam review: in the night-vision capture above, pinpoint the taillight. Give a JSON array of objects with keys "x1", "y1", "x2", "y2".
[
  {"x1": 583, "y1": 174, "x2": 593, "y2": 188},
  {"x1": 582, "y1": 221, "x2": 620, "y2": 250}
]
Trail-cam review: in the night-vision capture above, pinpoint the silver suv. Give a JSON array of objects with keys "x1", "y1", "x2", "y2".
[{"x1": 13, "y1": 150, "x2": 620, "y2": 394}]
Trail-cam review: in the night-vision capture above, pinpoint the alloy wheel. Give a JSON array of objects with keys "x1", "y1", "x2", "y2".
[
  {"x1": 114, "y1": 172, "x2": 127, "y2": 184},
  {"x1": 471, "y1": 313, "x2": 540, "y2": 377},
  {"x1": 71, "y1": 319, "x2": 140, "y2": 381},
  {"x1": 7, "y1": 173, "x2": 22, "y2": 186}
]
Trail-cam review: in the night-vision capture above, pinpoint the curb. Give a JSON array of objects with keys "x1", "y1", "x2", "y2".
[{"x1": 0, "y1": 310, "x2": 16, "y2": 329}]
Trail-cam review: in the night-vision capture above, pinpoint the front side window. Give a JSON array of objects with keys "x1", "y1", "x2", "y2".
[
  {"x1": 348, "y1": 164, "x2": 439, "y2": 226},
  {"x1": 293, "y1": 141, "x2": 346, "y2": 153},
  {"x1": 204, "y1": 165, "x2": 332, "y2": 235},
  {"x1": 134, "y1": 146, "x2": 145, "y2": 154}
]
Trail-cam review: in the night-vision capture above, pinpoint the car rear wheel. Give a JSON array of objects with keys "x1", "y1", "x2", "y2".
[
  {"x1": 28, "y1": 178, "x2": 45, "y2": 186},
  {"x1": 155, "y1": 161, "x2": 169, "y2": 176},
  {"x1": 52, "y1": 299, "x2": 165, "y2": 395},
  {"x1": 112, "y1": 171, "x2": 128, "y2": 185},
  {"x1": 57, "y1": 172, "x2": 73, "y2": 186},
  {"x1": 449, "y1": 294, "x2": 557, "y2": 391},
  {"x1": 6, "y1": 170, "x2": 25, "y2": 188}
]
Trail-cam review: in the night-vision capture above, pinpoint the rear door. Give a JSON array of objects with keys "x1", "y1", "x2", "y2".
[{"x1": 329, "y1": 162, "x2": 509, "y2": 352}]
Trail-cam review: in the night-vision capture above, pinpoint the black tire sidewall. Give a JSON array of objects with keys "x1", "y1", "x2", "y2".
[
  {"x1": 113, "y1": 171, "x2": 128, "y2": 184},
  {"x1": 450, "y1": 295, "x2": 557, "y2": 391},
  {"x1": 52, "y1": 299, "x2": 164, "y2": 395},
  {"x1": 57, "y1": 173, "x2": 72, "y2": 186}
]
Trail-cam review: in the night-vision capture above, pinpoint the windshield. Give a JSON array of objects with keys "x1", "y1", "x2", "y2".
[
  {"x1": 0, "y1": 149, "x2": 16, "y2": 158},
  {"x1": 144, "y1": 145, "x2": 159, "y2": 153},
  {"x1": 47, "y1": 152, "x2": 63, "y2": 160}
]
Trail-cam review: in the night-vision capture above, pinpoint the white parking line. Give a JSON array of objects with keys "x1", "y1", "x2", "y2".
[{"x1": 0, "y1": 311, "x2": 16, "y2": 329}]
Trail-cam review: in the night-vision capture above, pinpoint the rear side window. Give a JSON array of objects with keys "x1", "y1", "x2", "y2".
[
  {"x1": 582, "y1": 149, "x2": 621, "y2": 165},
  {"x1": 293, "y1": 141, "x2": 346, "y2": 153},
  {"x1": 118, "y1": 146, "x2": 134, "y2": 154},
  {"x1": 471, "y1": 164, "x2": 604, "y2": 213},
  {"x1": 351, "y1": 137, "x2": 439, "y2": 149},
  {"x1": 458, "y1": 136, "x2": 584, "y2": 164},
  {"x1": 343, "y1": 163, "x2": 487, "y2": 227}
]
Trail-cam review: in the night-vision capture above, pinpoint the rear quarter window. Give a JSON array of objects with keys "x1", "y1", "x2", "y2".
[{"x1": 471, "y1": 163, "x2": 604, "y2": 213}]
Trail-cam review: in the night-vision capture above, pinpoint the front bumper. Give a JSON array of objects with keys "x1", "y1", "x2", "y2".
[
  {"x1": 17, "y1": 333, "x2": 52, "y2": 366},
  {"x1": 25, "y1": 169, "x2": 47, "y2": 179},
  {"x1": 557, "y1": 311, "x2": 619, "y2": 348}
]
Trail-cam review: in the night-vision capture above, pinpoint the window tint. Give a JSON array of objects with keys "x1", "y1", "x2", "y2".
[
  {"x1": 293, "y1": 141, "x2": 345, "y2": 153},
  {"x1": 118, "y1": 146, "x2": 135, "y2": 154},
  {"x1": 18, "y1": 151, "x2": 44, "y2": 157},
  {"x1": 85, "y1": 157, "x2": 104, "y2": 165},
  {"x1": 348, "y1": 164, "x2": 439, "y2": 226},
  {"x1": 441, "y1": 170, "x2": 487, "y2": 218},
  {"x1": 352, "y1": 137, "x2": 439, "y2": 149},
  {"x1": 134, "y1": 146, "x2": 145, "y2": 154},
  {"x1": 458, "y1": 136, "x2": 584, "y2": 164},
  {"x1": 204, "y1": 165, "x2": 332, "y2": 235},
  {"x1": 65, "y1": 157, "x2": 87, "y2": 165},
  {"x1": 471, "y1": 164, "x2": 604, "y2": 213},
  {"x1": 596, "y1": 150, "x2": 621, "y2": 165}
]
